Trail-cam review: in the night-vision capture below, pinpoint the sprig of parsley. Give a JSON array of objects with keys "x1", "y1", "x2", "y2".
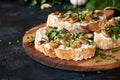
[
  {"x1": 109, "y1": 23, "x2": 120, "y2": 41},
  {"x1": 95, "y1": 48, "x2": 119, "y2": 61}
]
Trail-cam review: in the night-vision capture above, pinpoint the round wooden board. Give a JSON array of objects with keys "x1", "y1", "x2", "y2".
[{"x1": 23, "y1": 24, "x2": 120, "y2": 71}]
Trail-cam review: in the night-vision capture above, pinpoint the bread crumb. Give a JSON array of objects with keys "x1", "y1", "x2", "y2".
[
  {"x1": 8, "y1": 41, "x2": 12, "y2": 45},
  {"x1": 17, "y1": 40, "x2": 20, "y2": 43}
]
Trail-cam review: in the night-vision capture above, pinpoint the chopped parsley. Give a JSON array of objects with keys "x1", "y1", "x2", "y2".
[
  {"x1": 109, "y1": 24, "x2": 120, "y2": 41},
  {"x1": 78, "y1": 12, "x2": 86, "y2": 19},
  {"x1": 57, "y1": 33, "x2": 66, "y2": 39},
  {"x1": 45, "y1": 27, "x2": 93, "y2": 48},
  {"x1": 46, "y1": 27, "x2": 67, "y2": 42},
  {"x1": 86, "y1": 11, "x2": 93, "y2": 17},
  {"x1": 111, "y1": 48, "x2": 120, "y2": 53},
  {"x1": 93, "y1": 60, "x2": 102, "y2": 64},
  {"x1": 87, "y1": 40, "x2": 94, "y2": 45},
  {"x1": 95, "y1": 48, "x2": 119, "y2": 61},
  {"x1": 104, "y1": 18, "x2": 120, "y2": 42},
  {"x1": 63, "y1": 44, "x2": 70, "y2": 49},
  {"x1": 96, "y1": 48, "x2": 113, "y2": 59},
  {"x1": 28, "y1": 35, "x2": 35, "y2": 45},
  {"x1": 96, "y1": 71, "x2": 103, "y2": 74},
  {"x1": 76, "y1": 33, "x2": 84, "y2": 39},
  {"x1": 45, "y1": 29, "x2": 54, "y2": 36},
  {"x1": 58, "y1": 9, "x2": 99, "y2": 23}
]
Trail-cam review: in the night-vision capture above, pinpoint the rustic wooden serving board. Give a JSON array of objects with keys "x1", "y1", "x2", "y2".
[{"x1": 23, "y1": 24, "x2": 120, "y2": 71}]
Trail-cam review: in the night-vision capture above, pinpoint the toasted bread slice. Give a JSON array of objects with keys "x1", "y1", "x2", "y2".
[
  {"x1": 47, "y1": 9, "x2": 114, "y2": 33},
  {"x1": 35, "y1": 27, "x2": 96, "y2": 61},
  {"x1": 47, "y1": 13, "x2": 88, "y2": 33},
  {"x1": 94, "y1": 17, "x2": 120, "y2": 50}
]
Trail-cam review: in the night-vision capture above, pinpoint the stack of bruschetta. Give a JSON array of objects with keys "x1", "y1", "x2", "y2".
[{"x1": 34, "y1": 8, "x2": 120, "y2": 61}]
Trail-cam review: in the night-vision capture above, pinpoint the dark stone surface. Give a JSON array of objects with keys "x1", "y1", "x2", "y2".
[{"x1": 0, "y1": 1, "x2": 120, "y2": 80}]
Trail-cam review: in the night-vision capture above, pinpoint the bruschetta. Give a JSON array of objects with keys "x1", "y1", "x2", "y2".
[
  {"x1": 35, "y1": 26, "x2": 96, "y2": 61},
  {"x1": 47, "y1": 9, "x2": 114, "y2": 33},
  {"x1": 94, "y1": 17, "x2": 120, "y2": 50}
]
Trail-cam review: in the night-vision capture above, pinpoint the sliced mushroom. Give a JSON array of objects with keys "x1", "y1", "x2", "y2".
[
  {"x1": 41, "y1": 3, "x2": 52, "y2": 10},
  {"x1": 80, "y1": 39, "x2": 87, "y2": 44},
  {"x1": 94, "y1": 10, "x2": 103, "y2": 14},
  {"x1": 85, "y1": 16, "x2": 91, "y2": 21},
  {"x1": 71, "y1": 41, "x2": 81, "y2": 48},
  {"x1": 87, "y1": 21, "x2": 101, "y2": 32},
  {"x1": 103, "y1": 10, "x2": 114, "y2": 19},
  {"x1": 39, "y1": 40, "x2": 45, "y2": 45},
  {"x1": 84, "y1": 33, "x2": 94, "y2": 39},
  {"x1": 104, "y1": 7, "x2": 120, "y2": 17},
  {"x1": 49, "y1": 42, "x2": 59, "y2": 48},
  {"x1": 101, "y1": 30, "x2": 110, "y2": 37},
  {"x1": 60, "y1": 39, "x2": 68, "y2": 45}
]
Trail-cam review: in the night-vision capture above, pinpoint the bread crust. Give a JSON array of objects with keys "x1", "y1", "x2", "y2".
[
  {"x1": 55, "y1": 46, "x2": 95, "y2": 61},
  {"x1": 35, "y1": 43, "x2": 96, "y2": 61}
]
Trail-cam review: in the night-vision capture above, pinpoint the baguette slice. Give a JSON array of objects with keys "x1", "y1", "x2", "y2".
[
  {"x1": 47, "y1": 13, "x2": 87, "y2": 33},
  {"x1": 35, "y1": 27, "x2": 96, "y2": 61},
  {"x1": 94, "y1": 17, "x2": 120, "y2": 50},
  {"x1": 47, "y1": 10, "x2": 114, "y2": 33}
]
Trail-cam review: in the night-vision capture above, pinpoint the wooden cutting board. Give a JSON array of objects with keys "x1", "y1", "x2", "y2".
[{"x1": 23, "y1": 24, "x2": 120, "y2": 71}]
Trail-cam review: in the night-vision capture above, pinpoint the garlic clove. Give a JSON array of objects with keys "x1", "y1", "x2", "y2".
[{"x1": 70, "y1": 0, "x2": 87, "y2": 6}]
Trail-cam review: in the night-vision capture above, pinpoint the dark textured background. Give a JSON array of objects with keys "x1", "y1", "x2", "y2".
[{"x1": 0, "y1": 1, "x2": 120, "y2": 80}]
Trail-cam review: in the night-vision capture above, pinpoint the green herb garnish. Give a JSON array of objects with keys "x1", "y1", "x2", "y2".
[
  {"x1": 64, "y1": 44, "x2": 70, "y2": 49},
  {"x1": 51, "y1": 32, "x2": 57, "y2": 37},
  {"x1": 106, "y1": 19, "x2": 120, "y2": 41},
  {"x1": 76, "y1": 33, "x2": 84, "y2": 39},
  {"x1": 78, "y1": 12, "x2": 86, "y2": 19},
  {"x1": 45, "y1": 29, "x2": 53, "y2": 36},
  {"x1": 86, "y1": 11, "x2": 93, "y2": 17},
  {"x1": 111, "y1": 48, "x2": 120, "y2": 53},
  {"x1": 57, "y1": 33, "x2": 66, "y2": 39},
  {"x1": 96, "y1": 48, "x2": 108, "y2": 59},
  {"x1": 93, "y1": 60, "x2": 102, "y2": 64},
  {"x1": 109, "y1": 24, "x2": 120, "y2": 41},
  {"x1": 28, "y1": 35, "x2": 35, "y2": 45},
  {"x1": 46, "y1": 27, "x2": 66, "y2": 42},
  {"x1": 87, "y1": 40, "x2": 94, "y2": 45},
  {"x1": 96, "y1": 71, "x2": 103, "y2": 74},
  {"x1": 96, "y1": 48, "x2": 119, "y2": 62}
]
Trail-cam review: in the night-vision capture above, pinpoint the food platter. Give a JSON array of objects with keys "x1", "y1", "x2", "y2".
[{"x1": 23, "y1": 24, "x2": 120, "y2": 71}]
